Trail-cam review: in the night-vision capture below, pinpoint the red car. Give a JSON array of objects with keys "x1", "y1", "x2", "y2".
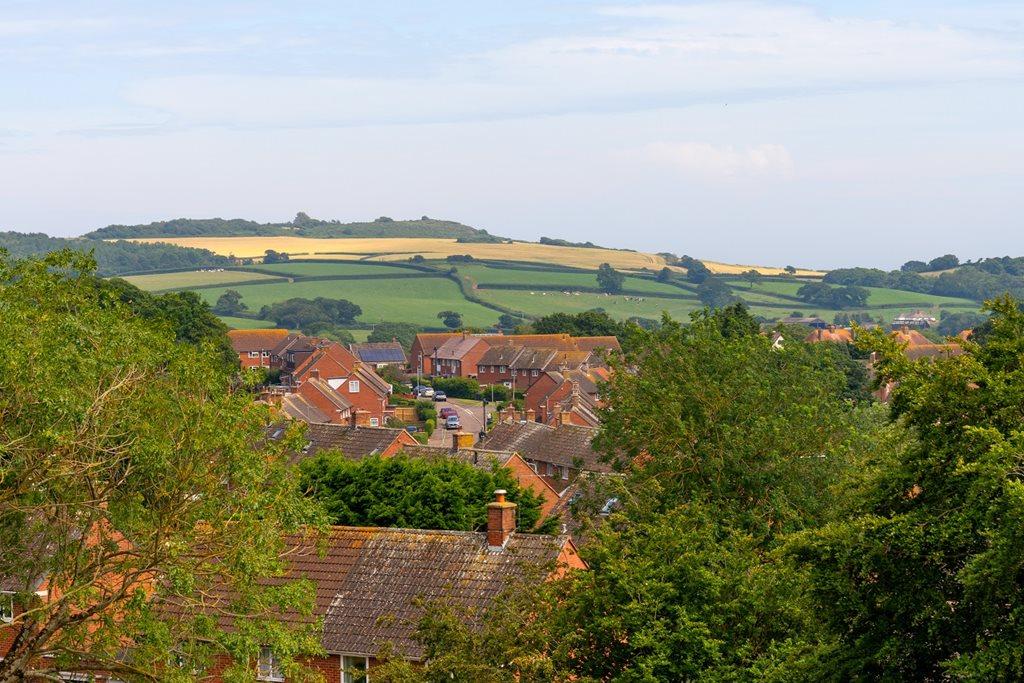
[{"x1": 439, "y1": 407, "x2": 457, "y2": 419}]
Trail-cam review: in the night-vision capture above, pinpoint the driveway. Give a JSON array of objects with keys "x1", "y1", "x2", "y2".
[{"x1": 427, "y1": 399, "x2": 491, "y2": 447}]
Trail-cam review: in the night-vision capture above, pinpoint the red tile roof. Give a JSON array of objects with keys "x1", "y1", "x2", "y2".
[{"x1": 227, "y1": 328, "x2": 290, "y2": 353}]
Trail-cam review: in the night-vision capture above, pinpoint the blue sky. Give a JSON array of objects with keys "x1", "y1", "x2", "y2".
[{"x1": 1, "y1": 1, "x2": 1022, "y2": 268}]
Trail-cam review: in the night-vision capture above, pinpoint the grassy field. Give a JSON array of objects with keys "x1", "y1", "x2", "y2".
[
  {"x1": 456, "y1": 263, "x2": 691, "y2": 296},
  {"x1": 196, "y1": 277, "x2": 499, "y2": 328},
  {"x1": 474, "y1": 288, "x2": 703, "y2": 321},
  {"x1": 738, "y1": 279, "x2": 978, "y2": 309},
  {"x1": 240, "y1": 261, "x2": 421, "y2": 277},
  {"x1": 217, "y1": 315, "x2": 278, "y2": 329},
  {"x1": 126, "y1": 236, "x2": 827, "y2": 276},
  {"x1": 123, "y1": 269, "x2": 279, "y2": 291}
]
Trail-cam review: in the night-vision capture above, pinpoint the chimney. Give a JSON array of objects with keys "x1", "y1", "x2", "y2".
[
  {"x1": 486, "y1": 489, "x2": 517, "y2": 550},
  {"x1": 453, "y1": 431, "x2": 475, "y2": 451},
  {"x1": 311, "y1": 368, "x2": 321, "y2": 380},
  {"x1": 525, "y1": 408, "x2": 536, "y2": 422},
  {"x1": 559, "y1": 410, "x2": 573, "y2": 426}
]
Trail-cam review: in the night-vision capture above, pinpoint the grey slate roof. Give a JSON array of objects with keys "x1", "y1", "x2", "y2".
[
  {"x1": 299, "y1": 423, "x2": 409, "y2": 460},
  {"x1": 478, "y1": 421, "x2": 611, "y2": 473},
  {"x1": 318, "y1": 527, "x2": 568, "y2": 658}
]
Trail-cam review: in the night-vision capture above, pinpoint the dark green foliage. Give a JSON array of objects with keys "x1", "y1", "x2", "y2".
[
  {"x1": 656, "y1": 266, "x2": 674, "y2": 282},
  {"x1": 431, "y1": 376, "x2": 481, "y2": 400},
  {"x1": 741, "y1": 268, "x2": 761, "y2": 288},
  {"x1": 96, "y1": 277, "x2": 236, "y2": 371},
  {"x1": 86, "y1": 215, "x2": 496, "y2": 240},
  {"x1": 679, "y1": 255, "x2": 711, "y2": 283},
  {"x1": 445, "y1": 254, "x2": 475, "y2": 263},
  {"x1": 901, "y1": 260, "x2": 929, "y2": 273},
  {"x1": 263, "y1": 248, "x2": 290, "y2": 263},
  {"x1": 539, "y1": 236, "x2": 603, "y2": 248},
  {"x1": 790, "y1": 296, "x2": 1024, "y2": 680},
  {"x1": 596, "y1": 262, "x2": 624, "y2": 293},
  {"x1": 696, "y1": 276, "x2": 735, "y2": 309},
  {"x1": 213, "y1": 288, "x2": 247, "y2": 315},
  {"x1": 437, "y1": 310, "x2": 463, "y2": 329},
  {"x1": 298, "y1": 454, "x2": 550, "y2": 532},
  {"x1": 0, "y1": 231, "x2": 229, "y2": 276},
  {"x1": 784, "y1": 265, "x2": 798, "y2": 275},
  {"x1": 928, "y1": 253, "x2": 960, "y2": 270},
  {"x1": 532, "y1": 310, "x2": 621, "y2": 337},
  {"x1": 367, "y1": 321, "x2": 420, "y2": 349},
  {"x1": 497, "y1": 313, "x2": 524, "y2": 330},
  {"x1": 260, "y1": 297, "x2": 362, "y2": 330},
  {"x1": 936, "y1": 310, "x2": 988, "y2": 336},
  {"x1": 797, "y1": 282, "x2": 869, "y2": 309}
]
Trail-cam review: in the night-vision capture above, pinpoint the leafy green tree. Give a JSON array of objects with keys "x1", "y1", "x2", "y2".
[
  {"x1": 901, "y1": 259, "x2": 928, "y2": 273},
  {"x1": 928, "y1": 253, "x2": 959, "y2": 271},
  {"x1": 656, "y1": 266, "x2": 674, "y2": 283},
  {"x1": 437, "y1": 310, "x2": 463, "y2": 329},
  {"x1": 790, "y1": 295, "x2": 1024, "y2": 680},
  {"x1": 497, "y1": 313, "x2": 524, "y2": 330},
  {"x1": 260, "y1": 296, "x2": 362, "y2": 330},
  {"x1": 0, "y1": 251, "x2": 323, "y2": 681},
  {"x1": 213, "y1": 288, "x2": 247, "y2": 315},
  {"x1": 741, "y1": 268, "x2": 761, "y2": 289},
  {"x1": 784, "y1": 265, "x2": 798, "y2": 275},
  {"x1": 596, "y1": 263, "x2": 625, "y2": 294},
  {"x1": 683, "y1": 258, "x2": 711, "y2": 283},
  {"x1": 936, "y1": 310, "x2": 987, "y2": 337},
  {"x1": 367, "y1": 321, "x2": 421, "y2": 349},
  {"x1": 263, "y1": 248, "x2": 290, "y2": 263},
  {"x1": 532, "y1": 310, "x2": 621, "y2": 337},
  {"x1": 696, "y1": 276, "x2": 734, "y2": 309},
  {"x1": 298, "y1": 454, "x2": 552, "y2": 532}
]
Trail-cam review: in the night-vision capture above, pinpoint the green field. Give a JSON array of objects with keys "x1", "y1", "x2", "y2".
[
  {"x1": 217, "y1": 315, "x2": 278, "y2": 329},
  {"x1": 117, "y1": 259, "x2": 987, "y2": 331},
  {"x1": 197, "y1": 277, "x2": 499, "y2": 328},
  {"x1": 123, "y1": 269, "x2": 279, "y2": 291},
  {"x1": 457, "y1": 264, "x2": 689, "y2": 296},
  {"x1": 241, "y1": 261, "x2": 422, "y2": 277}
]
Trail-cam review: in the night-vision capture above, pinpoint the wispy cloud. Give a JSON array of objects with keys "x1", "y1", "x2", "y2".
[
  {"x1": 119, "y1": 2, "x2": 1024, "y2": 130},
  {"x1": 644, "y1": 141, "x2": 795, "y2": 180}
]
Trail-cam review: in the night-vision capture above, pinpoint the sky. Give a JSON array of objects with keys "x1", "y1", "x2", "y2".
[{"x1": 1, "y1": 1, "x2": 1022, "y2": 269}]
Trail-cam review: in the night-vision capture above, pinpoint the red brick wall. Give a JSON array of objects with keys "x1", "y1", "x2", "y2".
[
  {"x1": 239, "y1": 351, "x2": 272, "y2": 369},
  {"x1": 334, "y1": 376, "x2": 388, "y2": 424}
]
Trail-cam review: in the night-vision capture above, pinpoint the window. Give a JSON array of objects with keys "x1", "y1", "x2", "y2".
[
  {"x1": 531, "y1": 369, "x2": 538, "y2": 377},
  {"x1": 1, "y1": 593, "x2": 13, "y2": 623},
  {"x1": 500, "y1": 366, "x2": 507, "y2": 373},
  {"x1": 369, "y1": 418, "x2": 379, "y2": 427},
  {"x1": 262, "y1": 350, "x2": 270, "y2": 357},
  {"x1": 342, "y1": 655, "x2": 368, "y2": 683},
  {"x1": 562, "y1": 466, "x2": 569, "y2": 480},
  {"x1": 257, "y1": 646, "x2": 283, "y2": 681},
  {"x1": 348, "y1": 380, "x2": 360, "y2": 393},
  {"x1": 248, "y1": 351, "x2": 259, "y2": 358}
]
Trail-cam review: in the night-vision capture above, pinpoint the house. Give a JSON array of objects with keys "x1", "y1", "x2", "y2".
[
  {"x1": 524, "y1": 369, "x2": 605, "y2": 427},
  {"x1": 289, "y1": 342, "x2": 393, "y2": 426},
  {"x1": 349, "y1": 341, "x2": 408, "y2": 370},
  {"x1": 805, "y1": 326, "x2": 856, "y2": 344},
  {"x1": 409, "y1": 332, "x2": 462, "y2": 375},
  {"x1": 4, "y1": 496, "x2": 583, "y2": 682},
  {"x1": 478, "y1": 421, "x2": 612, "y2": 493},
  {"x1": 400, "y1": 443, "x2": 562, "y2": 520},
  {"x1": 290, "y1": 377, "x2": 354, "y2": 425},
  {"x1": 892, "y1": 311, "x2": 938, "y2": 329},
  {"x1": 228, "y1": 328, "x2": 291, "y2": 369},
  {"x1": 196, "y1": 494, "x2": 584, "y2": 681},
  {"x1": 432, "y1": 335, "x2": 490, "y2": 378},
  {"x1": 271, "y1": 333, "x2": 327, "y2": 371},
  {"x1": 266, "y1": 421, "x2": 417, "y2": 465}
]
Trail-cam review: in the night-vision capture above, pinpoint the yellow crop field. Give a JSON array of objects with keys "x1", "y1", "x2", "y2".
[{"x1": 127, "y1": 236, "x2": 825, "y2": 276}]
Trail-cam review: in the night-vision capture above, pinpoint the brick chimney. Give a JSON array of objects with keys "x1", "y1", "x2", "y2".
[
  {"x1": 486, "y1": 489, "x2": 516, "y2": 550},
  {"x1": 525, "y1": 408, "x2": 536, "y2": 422},
  {"x1": 559, "y1": 410, "x2": 573, "y2": 426},
  {"x1": 453, "y1": 431, "x2": 475, "y2": 451}
]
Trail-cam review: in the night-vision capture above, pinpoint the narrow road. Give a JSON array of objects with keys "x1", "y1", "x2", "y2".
[{"x1": 427, "y1": 399, "x2": 491, "y2": 447}]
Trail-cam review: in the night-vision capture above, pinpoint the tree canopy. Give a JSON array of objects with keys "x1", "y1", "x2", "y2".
[
  {"x1": 0, "y1": 251, "x2": 323, "y2": 681},
  {"x1": 259, "y1": 296, "x2": 362, "y2": 331},
  {"x1": 596, "y1": 263, "x2": 625, "y2": 294},
  {"x1": 298, "y1": 453, "x2": 553, "y2": 533}
]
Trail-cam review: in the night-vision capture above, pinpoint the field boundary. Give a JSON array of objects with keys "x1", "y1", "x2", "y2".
[{"x1": 474, "y1": 282, "x2": 699, "y2": 301}]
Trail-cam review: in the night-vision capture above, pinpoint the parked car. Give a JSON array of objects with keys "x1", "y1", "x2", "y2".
[
  {"x1": 445, "y1": 415, "x2": 461, "y2": 430},
  {"x1": 438, "y1": 407, "x2": 457, "y2": 419},
  {"x1": 404, "y1": 425, "x2": 419, "y2": 433},
  {"x1": 415, "y1": 386, "x2": 434, "y2": 398},
  {"x1": 433, "y1": 391, "x2": 447, "y2": 402}
]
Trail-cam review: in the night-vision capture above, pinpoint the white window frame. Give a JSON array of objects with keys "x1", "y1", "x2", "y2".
[
  {"x1": 341, "y1": 655, "x2": 369, "y2": 683},
  {"x1": 531, "y1": 369, "x2": 538, "y2": 377},
  {"x1": 1, "y1": 592, "x2": 13, "y2": 623},
  {"x1": 256, "y1": 645, "x2": 284, "y2": 682},
  {"x1": 248, "y1": 351, "x2": 260, "y2": 358},
  {"x1": 348, "y1": 380, "x2": 360, "y2": 393},
  {"x1": 369, "y1": 418, "x2": 379, "y2": 427}
]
